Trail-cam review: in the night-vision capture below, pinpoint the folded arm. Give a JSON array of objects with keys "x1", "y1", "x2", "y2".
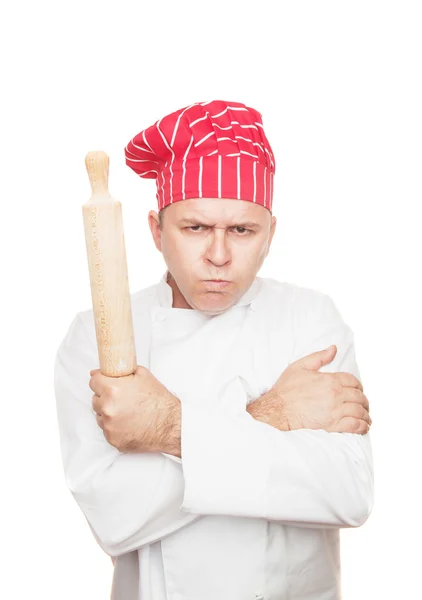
[
  {"x1": 54, "y1": 314, "x2": 199, "y2": 557},
  {"x1": 177, "y1": 294, "x2": 374, "y2": 528}
]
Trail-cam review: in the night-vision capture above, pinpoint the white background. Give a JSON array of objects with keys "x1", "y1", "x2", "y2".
[{"x1": 1, "y1": 1, "x2": 421, "y2": 598}]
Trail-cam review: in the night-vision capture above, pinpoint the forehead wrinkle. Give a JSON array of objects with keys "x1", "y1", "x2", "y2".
[
  {"x1": 179, "y1": 216, "x2": 262, "y2": 228},
  {"x1": 172, "y1": 198, "x2": 269, "y2": 228},
  {"x1": 177, "y1": 207, "x2": 262, "y2": 226}
]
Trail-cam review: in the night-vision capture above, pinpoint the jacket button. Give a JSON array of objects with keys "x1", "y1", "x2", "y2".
[{"x1": 155, "y1": 313, "x2": 166, "y2": 322}]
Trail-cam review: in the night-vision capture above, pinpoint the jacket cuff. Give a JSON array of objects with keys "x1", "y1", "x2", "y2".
[{"x1": 162, "y1": 452, "x2": 182, "y2": 465}]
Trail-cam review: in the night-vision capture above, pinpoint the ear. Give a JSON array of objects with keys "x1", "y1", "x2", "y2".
[
  {"x1": 266, "y1": 215, "x2": 277, "y2": 256},
  {"x1": 148, "y1": 210, "x2": 162, "y2": 252}
]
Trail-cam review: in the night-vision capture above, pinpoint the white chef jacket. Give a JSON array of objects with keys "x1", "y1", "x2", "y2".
[{"x1": 54, "y1": 271, "x2": 374, "y2": 600}]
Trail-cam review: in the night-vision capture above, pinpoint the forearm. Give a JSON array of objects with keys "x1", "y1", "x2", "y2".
[
  {"x1": 158, "y1": 388, "x2": 284, "y2": 462},
  {"x1": 180, "y1": 398, "x2": 374, "y2": 528},
  {"x1": 160, "y1": 385, "x2": 373, "y2": 528},
  {"x1": 158, "y1": 389, "x2": 280, "y2": 459},
  {"x1": 55, "y1": 315, "x2": 197, "y2": 557},
  {"x1": 156, "y1": 396, "x2": 182, "y2": 459},
  {"x1": 246, "y1": 388, "x2": 290, "y2": 431}
]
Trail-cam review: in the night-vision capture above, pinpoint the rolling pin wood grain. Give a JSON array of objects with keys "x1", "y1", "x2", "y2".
[{"x1": 82, "y1": 151, "x2": 137, "y2": 377}]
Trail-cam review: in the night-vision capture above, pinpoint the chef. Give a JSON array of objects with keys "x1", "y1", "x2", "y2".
[{"x1": 54, "y1": 100, "x2": 374, "y2": 600}]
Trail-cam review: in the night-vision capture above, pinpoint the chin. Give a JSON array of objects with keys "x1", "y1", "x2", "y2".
[
  {"x1": 201, "y1": 306, "x2": 231, "y2": 316},
  {"x1": 194, "y1": 293, "x2": 235, "y2": 315}
]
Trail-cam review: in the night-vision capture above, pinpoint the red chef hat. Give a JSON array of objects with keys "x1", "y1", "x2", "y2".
[{"x1": 125, "y1": 100, "x2": 276, "y2": 212}]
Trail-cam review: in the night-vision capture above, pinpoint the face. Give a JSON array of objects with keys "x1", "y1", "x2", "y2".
[{"x1": 148, "y1": 198, "x2": 277, "y2": 316}]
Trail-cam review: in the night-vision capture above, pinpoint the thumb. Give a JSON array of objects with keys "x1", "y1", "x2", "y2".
[{"x1": 293, "y1": 344, "x2": 337, "y2": 371}]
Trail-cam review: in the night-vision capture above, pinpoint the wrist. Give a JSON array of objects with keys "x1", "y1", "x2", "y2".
[
  {"x1": 246, "y1": 391, "x2": 271, "y2": 422},
  {"x1": 247, "y1": 389, "x2": 290, "y2": 431},
  {"x1": 158, "y1": 394, "x2": 182, "y2": 458}
]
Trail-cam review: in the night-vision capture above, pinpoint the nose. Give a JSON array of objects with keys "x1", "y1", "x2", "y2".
[{"x1": 204, "y1": 229, "x2": 231, "y2": 267}]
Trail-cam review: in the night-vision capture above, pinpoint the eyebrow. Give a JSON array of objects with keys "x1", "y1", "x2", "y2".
[{"x1": 179, "y1": 218, "x2": 262, "y2": 229}]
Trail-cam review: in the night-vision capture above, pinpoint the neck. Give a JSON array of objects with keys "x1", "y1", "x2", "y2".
[{"x1": 166, "y1": 272, "x2": 192, "y2": 309}]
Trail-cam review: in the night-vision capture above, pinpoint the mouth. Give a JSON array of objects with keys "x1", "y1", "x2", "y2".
[{"x1": 203, "y1": 280, "x2": 232, "y2": 289}]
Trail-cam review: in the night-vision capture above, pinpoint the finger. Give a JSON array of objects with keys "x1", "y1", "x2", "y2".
[
  {"x1": 89, "y1": 373, "x2": 108, "y2": 395},
  {"x1": 292, "y1": 346, "x2": 337, "y2": 371},
  {"x1": 92, "y1": 394, "x2": 102, "y2": 416},
  {"x1": 344, "y1": 388, "x2": 369, "y2": 412},
  {"x1": 95, "y1": 413, "x2": 104, "y2": 429},
  {"x1": 342, "y1": 402, "x2": 372, "y2": 425},
  {"x1": 333, "y1": 371, "x2": 363, "y2": 392},
  {"x1": 90, "y1": 368, "x2": 101, "y2": 376},
  {"x1": 336, "y1": 417, "x2": 371, "y2": 434},
  {"x1": 89, "y1": 377, "x2": 97, "y2": 394}
]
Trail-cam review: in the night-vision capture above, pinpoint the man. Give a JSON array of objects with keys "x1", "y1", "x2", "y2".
[{"x1": 54, "y1": 100, "x2": 374, "y2": 600}]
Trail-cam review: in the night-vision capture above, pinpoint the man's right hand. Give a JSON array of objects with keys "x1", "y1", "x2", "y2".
[{"x1": 246, "y1": 345, "x2": 371, "y2": 434}]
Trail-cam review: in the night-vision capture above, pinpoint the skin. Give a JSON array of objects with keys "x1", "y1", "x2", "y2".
[
  {"x1": 147, "y1": 197, "x2": 277, "y2": 316},
  {"x1": 89, "y1": 197, "x2": 371, "y2": 456}
]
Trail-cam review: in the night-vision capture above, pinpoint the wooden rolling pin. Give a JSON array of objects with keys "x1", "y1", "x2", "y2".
[{"x1": 82, "y1": 151, "x2": 137, "y2": 377}]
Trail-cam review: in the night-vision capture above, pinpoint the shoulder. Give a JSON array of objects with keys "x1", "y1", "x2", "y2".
[
  {"x1": 256, "y1": 276, "x2": 339, "y2": 318},
  {"x1": 256, "y1": 278, "x2": 355, "y2": 370},
  {"x1": 255, "y1": 276, "x2": 350, "y2": 346}
]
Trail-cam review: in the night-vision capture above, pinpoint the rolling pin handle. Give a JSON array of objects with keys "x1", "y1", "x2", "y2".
[{"x1": 85, "y1": 151, "x2": 110, "y2": 195}]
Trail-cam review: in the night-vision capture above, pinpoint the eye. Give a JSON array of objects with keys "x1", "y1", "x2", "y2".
[
  {"x1": 233, "y1": 226, "x2": 254, "y2": 237},
  {"x1": 187, "y1": 225, "x2": 206, "y2": 232},
  {"x1": 185, "y1": 225, "x2": 252, "y2": 234}
]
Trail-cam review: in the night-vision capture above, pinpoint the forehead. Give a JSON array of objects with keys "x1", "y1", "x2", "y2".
[{"x1": 168, "y1": 197, "x2": 269, "y2": 225}]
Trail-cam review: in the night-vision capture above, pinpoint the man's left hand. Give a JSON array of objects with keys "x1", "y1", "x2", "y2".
[{"x1": 89, "y1": 366, "x2": 181, "y2": 455}]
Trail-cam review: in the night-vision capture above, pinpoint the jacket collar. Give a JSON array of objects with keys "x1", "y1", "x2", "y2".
[{"x1": 156, "y1": 269, "x2": 260, "y2": 310}]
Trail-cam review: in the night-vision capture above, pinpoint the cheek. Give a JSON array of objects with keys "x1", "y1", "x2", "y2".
[
  {"x1": 236, "y1": 239, "x2": 267, "y2": 266},
  {"x1": 162, "y1": 235, "x2": 196, "y2": 271},
  {"x1": 161, "y1": 234, "x2": 179, "y2": 259},
  {"x1": 257, "y1": 235, "x2": 271, "y2": 259}
]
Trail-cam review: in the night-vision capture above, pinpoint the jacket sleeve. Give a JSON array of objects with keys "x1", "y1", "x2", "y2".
[
  {"x1": 54, "y1": 313, "x2": 199, "y2": 557},
  {"x1": 179, "y1": 293, "x2": 374, "y2": 529}
]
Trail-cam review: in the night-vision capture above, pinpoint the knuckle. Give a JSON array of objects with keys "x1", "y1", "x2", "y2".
[
  {"x1": 360, "y1": 420, "x2": 370, "y2": 434},
  {"x1": 346, "y1": 406, "x2": 358, "y2": 421},
  {"x1": 347, "y1": 374, "x2": 360, "y2": 390},
  {"x1": 351, "y1": 404, "x2": 361, "y2": 418},
  {"x1": 351, "y1": 388, "x2": 363, "y2": 402},
  {"x1": 103, "y1": 429, "x2": 113, "y2": 443},
  {"x1": 334, "y1": 372, "x2": 346, "y2": 384},
  {"x1": 343, "y1": 402, "x2": 356, "y2": 417},
  {"x1": 329, "y1": 381, "x2": 342, "y2": 398},
  {"x1": 102, "y1": 401, "x2": 116, "y2": 418},
  {"x1": 349, "y1": 373, "x2": 360, "y2": 385},
  {"x1": 105, "y1": 385, "x2": 118, "y2": 398},
  {"x1": 352, "y1": 388, "x2": 365, "y2": 405},
  {"x1": 102, "y1": 421, "x2": 115, "y2": 439},
  {"x1": 135, "y1": 365, "x2": 148, "y2": 379},
  {"x1": 342, "y1": 416, "x2": 360, "y2": 433}
]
